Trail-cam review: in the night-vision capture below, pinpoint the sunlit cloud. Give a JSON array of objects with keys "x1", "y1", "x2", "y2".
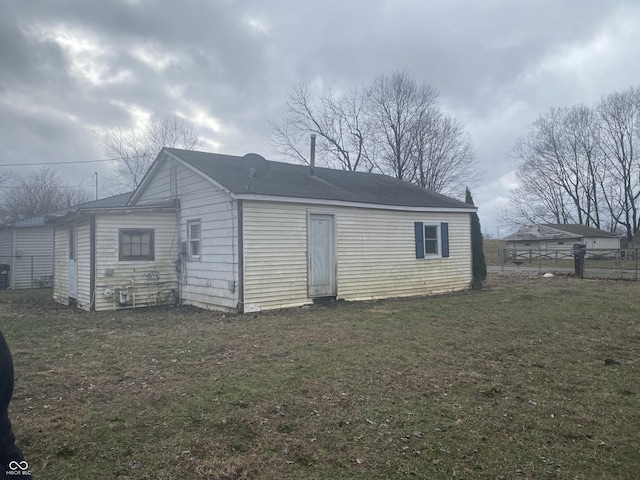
[
  {"x1": 35, "y1": 25, "x2": 131, "y2": 86},
  {"x1": 108, "y1": 101, "x2": 152, "y2": 132},
  {"x1": 243, "y1": 16, "x2": 270, "y2": 34},
  {"x1": 131, "y1": 42, "x2": 178, "y2": 72}
]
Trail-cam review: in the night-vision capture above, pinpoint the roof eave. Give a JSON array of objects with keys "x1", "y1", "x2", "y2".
[
  {"x1": 236, "y1": 193, "x2": 477, "y2": 213},
  {"x1": 46, "y1": 202, "x2": 177, "y2": 224}
]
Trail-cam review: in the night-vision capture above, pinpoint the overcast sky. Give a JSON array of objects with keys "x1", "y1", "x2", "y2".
[{"x1": 2, "y1": 0, "x2": 639, "y2": 236}]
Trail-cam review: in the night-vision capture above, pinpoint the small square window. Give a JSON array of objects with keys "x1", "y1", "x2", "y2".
[{"x1": 119, "y1": 229, "x2": 154, "y2": 261}]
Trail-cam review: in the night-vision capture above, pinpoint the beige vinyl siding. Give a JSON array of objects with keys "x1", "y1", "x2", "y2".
[
  {"x1": 53, "y1": 225, "x2": 69, "y2": 305},
  {"x1": 242, "y1": 201, "x2": 472, "y2": 311},
  {"x1": 93, "y1": 212, "x2": 178, "y2": 311},
  {"x1": 242, "y1": 202, "x2": 309, "y2": 310},
  {"x1": 337, "y1": 209, "x2": 471, "y2": 300},
  {"x1": 75, "y1": 220, "x2": 91, "y2": 310},
  {"x1": 11, "y1": 226, "x2": 55, "y2": 289},
  {"x1": 583, "y1": 236, "x2": 620, "y2": 250}
]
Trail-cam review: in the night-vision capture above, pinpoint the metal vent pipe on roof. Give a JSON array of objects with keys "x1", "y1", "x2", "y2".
[{"x1": 310, "y1": 133, "x2": 316, "y2": 175}]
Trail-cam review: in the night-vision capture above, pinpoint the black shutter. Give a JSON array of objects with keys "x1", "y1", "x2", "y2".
[
  {"x1": 414, "y1": 222, "x2": 424, "y2": 259},
  {"x1": 441, "y1": 222, "x2": 449, "y2": 258}
]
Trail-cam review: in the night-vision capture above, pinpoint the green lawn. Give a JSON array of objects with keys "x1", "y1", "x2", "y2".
[{"x1": 2, "y1": 276, "x2": 639, "y2": 479}]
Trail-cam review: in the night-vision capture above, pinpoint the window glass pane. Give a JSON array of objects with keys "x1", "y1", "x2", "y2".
[
  {"x1": 424, "y1": 226, "x2": 437, "y2": 239},
  {"x1": 424, "y1": 226, "x2": 439, "y2": 255},
  {"x1": 119, "y1": 229, "x2": 154, "y2": 260},
  {"x1": 188, "y1": 221, "x2": 201, "y2": 258}
]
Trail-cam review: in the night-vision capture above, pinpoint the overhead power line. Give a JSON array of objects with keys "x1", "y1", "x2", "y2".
[
  {"x1": 0, "y1": 154, "x2": 148, "y2": 167},
  {"x1": 0, "y1": 184, "x2": 91, "y2": 190}
]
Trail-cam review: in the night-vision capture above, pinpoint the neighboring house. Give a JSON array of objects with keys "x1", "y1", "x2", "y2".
[
  {"x1": 505, "y1": 224, "x2": 621, "y2": 256},
  {"x1": 50, "y1": 147, "x2": 477, "y2": 312},
  {"x1": 0, "y1": 215, "x2": 55, "y2": 289},
  {"x1": 0, "y1": 192, "x2": 133, "y2": 290}
]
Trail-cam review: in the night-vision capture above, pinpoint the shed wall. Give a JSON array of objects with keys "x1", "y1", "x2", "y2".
[
  {"x1": 93, "y1": 212, "x2": 179, "y2": 311},
  {"x1": 337, "y1": 208, "x2": 471, "y2": 301},
  {"x1": 242, "y1": 201, "x2": 472, "y2": 311},
  {"x1": 0, "y1": 229, "x2": 11, "y2": 259},
  {"x1": 242, "y1": 202, "x2": 309, "y2": 311},
  {"x1": 11, "y1": 226, "x2": 54, "y2": 289}
]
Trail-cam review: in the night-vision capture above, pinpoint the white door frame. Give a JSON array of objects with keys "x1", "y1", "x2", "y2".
[{"x1": 308, "y1": 213, "x2": 336, "y2": 297}]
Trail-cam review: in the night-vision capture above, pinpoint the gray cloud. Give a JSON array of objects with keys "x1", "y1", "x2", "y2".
[{"x1": 1, "y1": 0, "x2": 638, "y2": 233}]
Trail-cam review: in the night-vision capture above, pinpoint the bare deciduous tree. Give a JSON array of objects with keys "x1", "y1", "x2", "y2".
[
  {"x1": 1, "y1": 166, "x2": 91, "y2": 221},
  {"x1": 270, "y1": 84, "x2": 374, "y2": 171},
  {"x1": 596, "y1": 86, "x2": 640, "y2": 240},
  {"x1": 271, "y1": 71, "x2": 480, "y2": 197},
  {"x1": 103, "y1": 114, "x2": 203, "y2": 192},
  {"x1": 414, "y1": 112, "x2": 477, "y2": 197},
  {"x1": 503, "y1": 85, "x2": 640, "y2": 239},
  {"x1": 367, "y1": 71, "x2": 440, "y2": 181},
  {"x1": 506, "y1": 107, "x2": 595, "y2": 229}
]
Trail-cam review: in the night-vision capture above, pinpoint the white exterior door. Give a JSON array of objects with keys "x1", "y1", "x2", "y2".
[
  {"x1": 68, "y1": 224, "x2": 77, "y2": 299},
  {"x1": 308, "y1": 214, "x2": 336, "y2": 297}
]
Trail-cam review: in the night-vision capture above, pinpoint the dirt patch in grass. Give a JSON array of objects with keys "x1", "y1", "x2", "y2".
[{"x1": 2, "y1": 277, "x2": 639, "y2": 479}]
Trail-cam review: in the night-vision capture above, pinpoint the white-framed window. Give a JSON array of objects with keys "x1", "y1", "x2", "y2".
[
  {"x1": 187, "y1": 220, "x2": 201, "y2": 260},
  {"x1": 424, "y1": 224, "x2": 440, "y2": 255},
  {"x1": 119, "y1": 229, "x2": 155, "y2": 261},
  {"x1": 414, "y1": 222, "x2": 449, "y2": 259}
]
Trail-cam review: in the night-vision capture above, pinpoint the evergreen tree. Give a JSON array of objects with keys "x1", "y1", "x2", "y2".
[{"x1": 466, "y1": 187, "x2": 487, "y2": 287}]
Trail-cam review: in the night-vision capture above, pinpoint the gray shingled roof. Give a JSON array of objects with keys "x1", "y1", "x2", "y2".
[
  {"x1": 505, "y1": 224, "x2": 618, "y2": 241},
  {"x1": 77, "y1": 191, "x2": 133, "y2": 209},
  {"x1": 543, "y1": 224, "x2": 618, "y2": 238},
  {"x1": 163, "y1": 148, "x2": 472, "y2": 210}
]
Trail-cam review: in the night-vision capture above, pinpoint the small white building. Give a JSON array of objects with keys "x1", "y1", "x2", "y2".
[
  {"x1": 505, "y1": 224, "x2": 621, "y2": 258},
  {"x1": 0, "y1": 193, "x2": 133, "y2": 290},
  {"x1": 51, "y1": 148, "x2": 477, "y2": 312},
  {"x1": 50, "y1": 201, "x2": 178, "y2": 311},
  {"x1": 0, "y1": 215, "x2": 54, "y2": 289}
]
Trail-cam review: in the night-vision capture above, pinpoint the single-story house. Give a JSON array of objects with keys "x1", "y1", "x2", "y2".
[
  {"x1": 50, "y1": 147, "x2": 477, "y2": 312},
  {"x1": 505, "y1": 224, "x2": 621, "y2": 257},
  {"x1": 0, "y1": 193, "x2": 132, "y2": 290}
]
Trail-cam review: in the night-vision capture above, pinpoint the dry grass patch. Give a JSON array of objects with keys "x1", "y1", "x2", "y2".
[{"x1": 1, "y1": 276, "x2": 639, "y2": 479}]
